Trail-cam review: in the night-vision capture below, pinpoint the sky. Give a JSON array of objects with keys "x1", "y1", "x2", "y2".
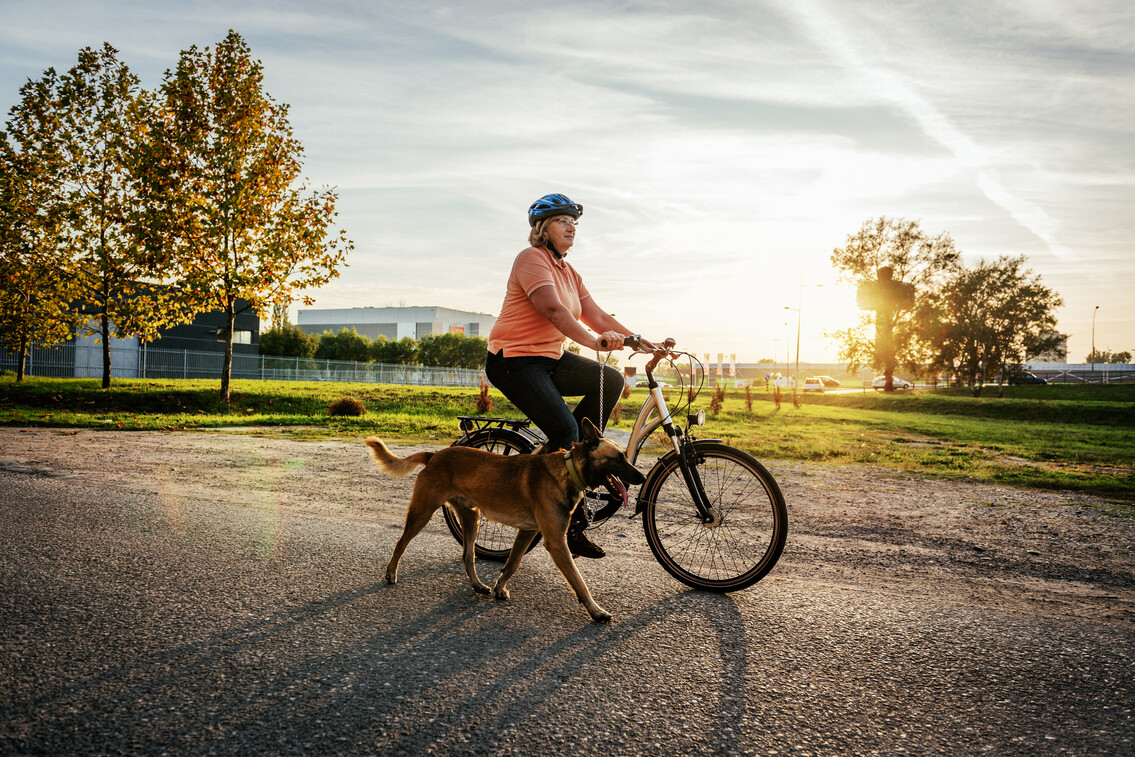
[{"x1": 3, "y1": 0, "x2": 1132, "y2": 364}]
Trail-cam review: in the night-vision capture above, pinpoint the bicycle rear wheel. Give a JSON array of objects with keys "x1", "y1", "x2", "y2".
[
  {"x1": 641, "y1": 441, "x2": 787, "y2": 591},
  {"x1": 443, "y1": 428, "x2": 542, "y2": 561}
]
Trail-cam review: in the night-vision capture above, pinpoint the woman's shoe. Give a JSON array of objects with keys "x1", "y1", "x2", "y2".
[{"x1": 566, "y1": 507, "x2": 605, "y2": 559}]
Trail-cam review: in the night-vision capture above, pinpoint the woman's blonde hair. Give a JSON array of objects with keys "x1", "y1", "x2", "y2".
[{"x1": 528, "y1": 216, "x2": 558, "y2": 248}]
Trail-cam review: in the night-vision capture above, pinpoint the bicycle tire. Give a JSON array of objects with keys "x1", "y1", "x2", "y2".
[
  {"x1": 443, "y1": 428, "x2": 542, "y2": 561},
  {"x1": 641, "y1": 441, "x2": 787, "y2": 591}
]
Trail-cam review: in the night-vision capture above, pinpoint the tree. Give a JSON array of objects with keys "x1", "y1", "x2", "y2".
[
  {"x1": 0, "y1": 124, "x2": 78, "y2": 380},
  {"x1": 144, "y1": 31, "x2": 352, "y2": 402},
  {"x1": 315, "y1": 328, "x2": 369, "y2": 363},
  {"x1": 270, "y1": 301, "x2": 290, "y2": 329},
  {"x1": 1086, "y1": 349, "x2": 1133, "y2": 365},
  {"x1": 919, "y1": 255, "x2": 1063, "y2": 397},
  {"x1": 418, "y1": 332, "x2": 489, "y2": 368},
  {"x1": 22, "y1": 45, "x2": 185, "y2": 388},
  {"x1": 830, "y1": 217, "x2": 961, "y2": 390},
  {"x1": 258, "y1": 323, "x2": 317, "y2": 358},
  {"x1": 370, "y1": 335, "x2": 418, "y2": 365},
  {"x1": 457, "y1": 334, "x2": 489, "y2": 369}
]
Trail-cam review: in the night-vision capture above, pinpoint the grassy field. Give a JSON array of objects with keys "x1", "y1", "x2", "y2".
[{"x1": 2, "y1": 375, "x2": 1132, "y2": 502}]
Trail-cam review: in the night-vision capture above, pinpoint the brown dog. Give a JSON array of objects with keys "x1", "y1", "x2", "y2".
[{"x1": 365, "y1": 419, "x2": 645, "y2": 622}]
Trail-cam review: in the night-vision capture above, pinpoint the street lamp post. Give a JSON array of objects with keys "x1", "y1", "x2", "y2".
[
  {"x1": 783, "y1": 276, "x2": 822, "y2": 390},
  {"x1": 1091, "y1": 305, "x2": 1100, "y2": 373},
  {"x1": 784, "y1": 306, "x2": 800, "y2": 390}
]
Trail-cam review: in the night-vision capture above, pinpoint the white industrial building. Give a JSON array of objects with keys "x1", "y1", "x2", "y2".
[{"x1": 296, "y1": 306, "x2": 496, "y2": 341}]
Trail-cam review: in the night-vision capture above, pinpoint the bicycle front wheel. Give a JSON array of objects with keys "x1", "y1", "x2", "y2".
[{"x1": 641, "y1": 441, "x2": 787, "y2": 592}]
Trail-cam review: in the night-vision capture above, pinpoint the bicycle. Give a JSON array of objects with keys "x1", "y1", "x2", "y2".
[{"x1": 442, "y1": 336, "x2": 788, "y2": 592}]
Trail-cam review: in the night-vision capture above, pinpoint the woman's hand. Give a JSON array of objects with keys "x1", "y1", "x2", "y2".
[{"x1": 596, "y1": 331, "x2": 625, "y2": 351}]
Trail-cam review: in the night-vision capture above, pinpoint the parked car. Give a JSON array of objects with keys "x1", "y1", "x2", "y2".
[
  {"x1": 802, "y1": 377, "x2": 825, "y2": 392},
  {"x1": 814, "y1": 375, "x2": 841, "y2": 388},
  {"x1": 1009, "y1": 371, "x2": 1047, "y2": 385},
  {"x1": 872, "y1": 375, "x2": 913, "y2": 390}
]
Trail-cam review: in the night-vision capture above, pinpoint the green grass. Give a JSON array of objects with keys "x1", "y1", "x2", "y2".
[
  {"x1": 2, "y1": 376, "x2": 1132, "y2": 502},
  {"x1": 686, "y1": 385, "x2": 1134, "y2": 501}
]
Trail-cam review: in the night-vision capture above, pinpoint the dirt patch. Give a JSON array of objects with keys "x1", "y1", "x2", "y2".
[{"x1": 2, "y1": 427, "x2": 1132, "y2": 626}]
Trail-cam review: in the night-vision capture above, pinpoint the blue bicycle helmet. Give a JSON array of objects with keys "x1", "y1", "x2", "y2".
[{"x1": 528, "y1": 193, "x2": 583, "y2": 227}]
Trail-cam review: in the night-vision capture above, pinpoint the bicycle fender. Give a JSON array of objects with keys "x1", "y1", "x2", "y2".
[{"x1": 633, "y1": 439, "x2": 723, "y2": 516}]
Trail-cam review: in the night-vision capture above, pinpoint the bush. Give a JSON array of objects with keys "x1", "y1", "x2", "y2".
[
  {"x1": 475, "y1": 378, "x2": 492, "y2": 414},
  {"x1": 327, "y1": 396, "x2": 367, "y2": 416}
]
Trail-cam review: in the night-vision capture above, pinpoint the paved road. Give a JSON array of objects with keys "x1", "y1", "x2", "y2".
[{"x1": 1, "y1": 457, "x2": 1133, "y2": 755}]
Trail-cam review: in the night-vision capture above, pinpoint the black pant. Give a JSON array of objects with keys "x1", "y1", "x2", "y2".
[{"x1": 484, "y1": 349, "x2": 623, "y2": 453}]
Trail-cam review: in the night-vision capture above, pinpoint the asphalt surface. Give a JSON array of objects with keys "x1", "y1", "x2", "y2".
[{"x1": 1, "y1": 459, "x2": 1133, "y2": 755}]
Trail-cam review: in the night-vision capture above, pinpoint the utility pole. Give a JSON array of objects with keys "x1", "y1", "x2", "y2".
[
  {"x1": 1091, "y1": 305, "x2": 1099, "y2": 373},
  {"x1": 784, "y1": 275, "x2": 822, "y2": 390}
]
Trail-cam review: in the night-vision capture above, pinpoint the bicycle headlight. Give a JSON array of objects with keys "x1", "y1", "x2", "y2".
[{"x1": 689, "y1": 410, "x2": 705, "y2": 427}]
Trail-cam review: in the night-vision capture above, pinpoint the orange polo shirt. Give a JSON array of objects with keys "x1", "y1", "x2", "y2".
[{"x1": 488, "y1": 246, "x2": 591, "y2": 358}]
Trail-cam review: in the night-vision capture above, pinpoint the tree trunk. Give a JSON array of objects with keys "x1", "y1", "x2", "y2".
[
  {"x1": 876, "y1": 307, "x2": 896, "y2": 392},
  {"x1": 16, "y1": 333, "x2": 28, "y2": 382},
  {"x1": 100, "y1": 310, "x2": 112, "y2": 389},
  {"x1": 220, "y1": 300, "x2": 235, "y2": 404}
]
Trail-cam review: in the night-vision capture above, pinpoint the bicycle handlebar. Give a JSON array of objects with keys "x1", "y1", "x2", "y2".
[{"x1": 598, "y1": 334, "x2": 676, "y2": 353}]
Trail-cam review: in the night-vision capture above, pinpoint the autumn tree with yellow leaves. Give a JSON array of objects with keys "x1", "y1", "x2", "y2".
[{"x1": 139, "y1": 30, "x2": 352, "y2": 402}]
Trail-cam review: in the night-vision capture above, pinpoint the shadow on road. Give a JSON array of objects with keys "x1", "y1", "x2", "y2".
[{"x1": 3, "y1": 577, "x2": 751, "y2": 754}]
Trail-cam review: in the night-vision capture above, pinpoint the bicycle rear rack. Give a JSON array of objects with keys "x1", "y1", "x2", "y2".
[{"x1": 457, "y1": 415, "x2": 532, "y2": 434}]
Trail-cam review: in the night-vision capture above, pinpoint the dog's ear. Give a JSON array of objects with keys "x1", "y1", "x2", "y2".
[{"x1": 581, "y1": 417, "x2": 601, "y2": 446}]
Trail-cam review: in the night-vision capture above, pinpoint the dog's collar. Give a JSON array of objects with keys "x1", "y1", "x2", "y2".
[{"x1": 563, "y1": 451, "x2": 586, "y2": 491}]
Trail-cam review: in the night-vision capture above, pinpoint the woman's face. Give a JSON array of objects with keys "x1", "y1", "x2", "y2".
[{"x1": 545, "y1": 215, "x2": 577, "y2": 252}]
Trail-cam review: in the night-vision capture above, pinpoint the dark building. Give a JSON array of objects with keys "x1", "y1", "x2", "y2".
[
  {"x1": 2, "y1": 299, "x2": 260, "y2": 379},
  {"x1": 150, "y1": 299, "x2": 260, "y2": 355}
]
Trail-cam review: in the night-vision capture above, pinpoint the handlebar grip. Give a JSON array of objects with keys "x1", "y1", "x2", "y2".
[
  {"x1": 598, "y1": 334, "x2": 673, "y2": 352},
  {"x1": 600, "y1": 334, "x2": 644, "y2": 350}
]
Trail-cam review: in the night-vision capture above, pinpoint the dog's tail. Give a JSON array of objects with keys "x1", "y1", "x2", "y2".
[{"x1": 364, "y1": 437, "x2": 433, "y2": 479}]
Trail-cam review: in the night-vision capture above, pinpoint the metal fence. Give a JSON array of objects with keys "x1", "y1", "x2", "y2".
[
  {"x1": 4, "y1": 344, "x2": 1131, "y2": 388},
  {"x1": 1, "y1": 343, "x2": 486, "y2": 388}
]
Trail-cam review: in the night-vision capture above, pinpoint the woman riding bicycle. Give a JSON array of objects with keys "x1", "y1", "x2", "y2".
[{"x1": 485, "y1": 193, "x2": 643, "y2": 559}]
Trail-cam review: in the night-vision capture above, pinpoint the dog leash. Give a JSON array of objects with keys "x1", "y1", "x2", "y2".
[{"x1": 595, "y1": 343, "x2": 605, "y2": 433}]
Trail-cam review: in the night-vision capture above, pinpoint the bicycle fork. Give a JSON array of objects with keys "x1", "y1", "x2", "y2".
[
  {"x1": 635, "y1": 430, "x2": 717, "y2": 525},
  {"x1": 674, "y1": 435, "x2": 718, "y2": 524}
]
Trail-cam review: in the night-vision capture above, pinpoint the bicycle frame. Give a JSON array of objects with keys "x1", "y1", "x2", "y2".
[{"x1": 620, "y1": 338, "x2": 717, "y2": 523}]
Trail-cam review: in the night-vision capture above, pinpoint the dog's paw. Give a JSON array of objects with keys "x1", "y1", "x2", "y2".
[
  {"x1": 385, "y1": 572, "x2": 397, "y2": 585},
  {"x1": 492, "y1": 585, "x2": 510, "y2": 601},
  {"x1": 472, "y1": 583, "x2": 491, "y2": 596},
  {"x1": 588, "y1": 606, "x2": 613, "y2": 623}
]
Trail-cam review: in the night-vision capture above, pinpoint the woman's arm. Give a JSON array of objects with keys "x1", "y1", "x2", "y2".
[
  {"x1": 526, "y1": 287, "x2": 626, "y2": 351},
  {"x1": 580, "y1": 297, "x2": 634, "y2": 348}
]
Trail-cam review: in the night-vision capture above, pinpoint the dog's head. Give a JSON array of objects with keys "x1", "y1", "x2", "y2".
[{"x1": 576, "y1": 418, "x2": 647, "y2": 504}]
